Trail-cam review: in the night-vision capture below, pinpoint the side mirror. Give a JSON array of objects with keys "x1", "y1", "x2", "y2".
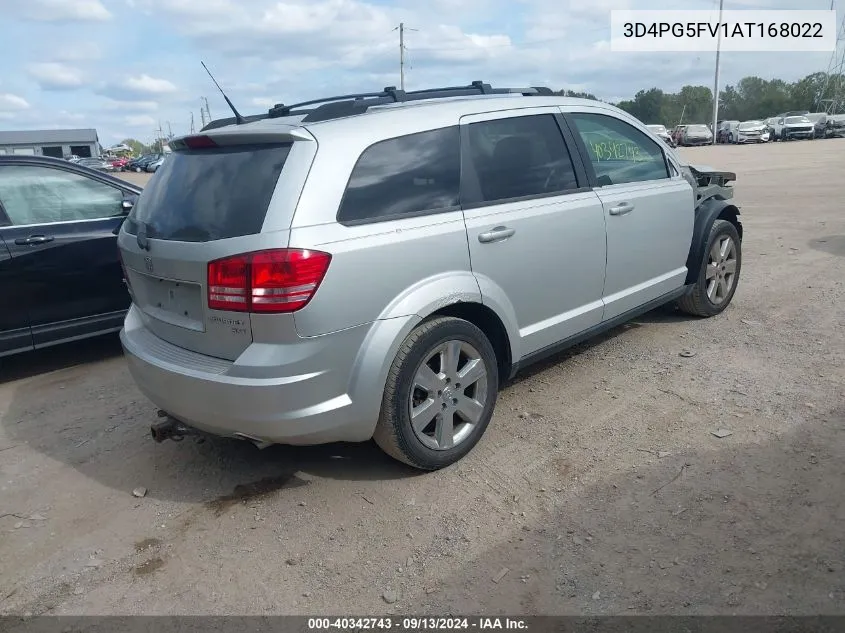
[{"x1": 122, "y1": 198, "x2": 134, "y2": 211}]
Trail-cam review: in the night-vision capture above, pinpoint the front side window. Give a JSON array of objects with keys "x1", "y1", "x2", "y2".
[
  {"x1": 569, "y1": 112, "x2": 670, "y2": 186},
  {"x1": 0, "y1": 165, "x2": 124, "y2": 226},
  {"x1": 337, "y1": 127, "x2": 460, "y2": 223},
  {"x1": 464, "y1": 114, "x2": 579, "y2": 204}
]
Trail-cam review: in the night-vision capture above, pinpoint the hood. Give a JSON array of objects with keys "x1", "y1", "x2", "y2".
[{"x1": 738, "y1": 125, "x2": 766, "y2": 132}]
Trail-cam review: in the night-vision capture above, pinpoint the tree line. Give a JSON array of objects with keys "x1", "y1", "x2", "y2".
[{"x1": 554, "y1": 71, "x2": 843, "y2": 126}]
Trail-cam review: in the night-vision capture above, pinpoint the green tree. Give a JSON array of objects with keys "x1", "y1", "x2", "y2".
[
  {"x1": 554, "y1": 89, "x2": 599, "y2": 100},
  {"x1": 121, "y1": 138, "x2": 149, "y2": 155}
]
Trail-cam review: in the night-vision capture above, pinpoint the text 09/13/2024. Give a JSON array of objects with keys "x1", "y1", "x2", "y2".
[{"x1": 610, "y1": 9, "x2": 837, "y2": 52}]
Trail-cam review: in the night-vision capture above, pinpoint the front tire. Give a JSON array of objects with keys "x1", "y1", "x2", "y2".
[
  {"x1": 678, "y1": 219, "x2": 742, "y2": 317},
  {"x1": 373, "y1": 317, "x2": 499, "y2": 471}
]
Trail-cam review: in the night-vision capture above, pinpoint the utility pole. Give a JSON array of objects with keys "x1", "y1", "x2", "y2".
[
  {"x1": 400, "y1": 22, "x2": 405, "y2": 90},
  {"x1": 393, "y1": 22, "x2": 417, "y2": 90},
  {"x1": 190, "y1": 112, "x2": 195, "y2": 134},
  {"x1": 203, "y1": 96, "x2": 212, "y2": 122},
  {"x1": 711, "y1": 0, "x2": 724, "y2": 144},
  {"x1": 166, "y1": 121, "x2": 173, "y2": 139},
  {"x1": 200, "y1": 99, "x2": 207, "y2": 127}
]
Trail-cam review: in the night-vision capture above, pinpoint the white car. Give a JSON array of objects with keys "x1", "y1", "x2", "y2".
[{"x1": 734, "y1": 120, "x2": 770, "y2": 144}]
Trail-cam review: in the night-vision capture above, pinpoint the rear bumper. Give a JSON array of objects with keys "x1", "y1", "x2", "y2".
[{"x1": 119, "y1": 305, "x2": 385, "y2": 445}]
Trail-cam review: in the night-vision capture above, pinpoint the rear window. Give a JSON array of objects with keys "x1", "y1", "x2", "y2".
[{"x1": 124, "y1": 143, "x2": 292, "y2": 242}]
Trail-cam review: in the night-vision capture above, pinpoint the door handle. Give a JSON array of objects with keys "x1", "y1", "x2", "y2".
[
  {"x1": 478, "y1": 226, "x2": 516, "y2": 243},
  {"x1": 14, "y1": 235, "x2": 54, "y2": 245},
  {"x1": 608, "y1": 202, "x2": 635, "y2": 216}
]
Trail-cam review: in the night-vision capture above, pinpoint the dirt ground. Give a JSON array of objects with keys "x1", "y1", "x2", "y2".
[{"x1": 1, "y1": 140, "x2": 844, "y2": 616}]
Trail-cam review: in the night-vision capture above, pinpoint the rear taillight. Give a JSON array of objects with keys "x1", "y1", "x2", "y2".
[{"x1": 207, "y1": 249, "x2": 331, "y2": 313}]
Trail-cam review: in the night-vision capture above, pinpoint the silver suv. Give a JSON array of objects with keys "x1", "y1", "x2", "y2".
[{"x1": 118, "y1": 82, "x2": 743, "y2": 470}]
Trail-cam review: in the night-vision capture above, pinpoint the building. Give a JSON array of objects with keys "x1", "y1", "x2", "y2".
[{"x1": 0, "y1": 128, "x2": 101, "y2": 159}]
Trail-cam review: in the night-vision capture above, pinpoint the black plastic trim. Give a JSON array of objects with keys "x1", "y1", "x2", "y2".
[
  {"x1": 509, "y1": 285, "x2": 687, "y2": 378},
  {"x1": 460, "y1": 187, "x2": 595, "y2": 212},
  {"x1": 31, "y1": 310, "x2": 127, "y2": 349},
  {"x1": 337, "y1": 205, "x2": 463, "y2": 227}
]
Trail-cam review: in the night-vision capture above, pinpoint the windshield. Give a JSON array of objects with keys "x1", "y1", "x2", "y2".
[
  {"x1": 688, "y1": 125, "x2": 710, "y2": 133},
  {"x1": 739, "y1": 121, "x2": 764, "y2": 130},
  {"x1": 647, "y1": 125, "x2": 666, "y2": 133},
  {"x1": 786, "y1": 116, "x2": 810, "y2": 124},
  {"x1": 124, "y1": 143, "x2": 292, "y2": 242}
]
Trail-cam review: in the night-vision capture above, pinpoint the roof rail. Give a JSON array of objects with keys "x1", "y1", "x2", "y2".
[
  {"x1": 265, "y1": 81, "x2": 553, "y2": 123},
  {"x1": 201, "y1": 82, "x2": 555, "y2": 129}
]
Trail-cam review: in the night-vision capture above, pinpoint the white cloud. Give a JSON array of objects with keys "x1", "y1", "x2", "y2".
[
  {"x1": 27, "y1": 62, "x2": 86, "y2": 90},
  {"x1": 124, "y1": 114, "x2": 157, "y2": 127},
  {"x1": 102, "y1": 99, "x2": 159, "y2": 112},
  {"x1": 14, "y1": 0, "x2": 112, "y2": 22},
  {"x1": 0, "y1": 93, "x2": 31, "y2": 111},
  {"x1": 123, "y1": 74, "x2": 178, "y2": 95},
  {"x1": 251, "y1": 97, "x2": 276, "y2": 108},
  {"x1": 55, "y1": 42, "x2": 102, "y2": 62}
]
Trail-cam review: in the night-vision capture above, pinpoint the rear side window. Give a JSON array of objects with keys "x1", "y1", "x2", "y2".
[
  {"x1": 337, "y1": 126, "x2": 460, "y2": 224},
  {"x1": 124, "y1": 143, "x2": 292, "y2": 242},
  {"x1": 569, "y1": 112, "x2": 669, "y2": 186},
  {"x1": 463, "y1": 114, "x2": 580, "y2": 205}
]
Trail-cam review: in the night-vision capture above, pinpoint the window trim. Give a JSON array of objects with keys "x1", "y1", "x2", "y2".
[
  {"x1": 560, "y1": 110, "x2": 671, "y2": 189},
  {"x1": 0, "y1": 162, "x2": 133, "y2": 228},
  {"x1": 459, "y1": 111, "x2": 592, "y2": 211},
  {"x1": 335, "y1": 125, "x2": 463, "y2": 227}
]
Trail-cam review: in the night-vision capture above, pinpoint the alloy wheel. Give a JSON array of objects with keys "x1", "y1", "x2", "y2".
[
  {"x1": 409, "y1": 340, "x2": 489, "y2": 451},
  {"x1": 705, "y1": 235, "x2": 738, "y2": 305}
]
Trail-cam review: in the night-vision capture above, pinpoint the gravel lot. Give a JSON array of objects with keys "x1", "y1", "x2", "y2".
[{"x1": 1, "y1": 140, "x2": 844, "y2": 616}]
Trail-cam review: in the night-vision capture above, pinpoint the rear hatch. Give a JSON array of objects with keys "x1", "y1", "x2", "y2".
[{"x1": 118, "y1": 127, "x2": 313, "y2": 360}]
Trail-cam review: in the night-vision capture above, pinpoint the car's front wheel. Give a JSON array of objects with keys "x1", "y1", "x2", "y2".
[
  {"x1": 373, "y1": 316, "x2": 499, "y2": 470},
  {"x1": 678, "y1": 219, "x2": 742, "y2": 317}
]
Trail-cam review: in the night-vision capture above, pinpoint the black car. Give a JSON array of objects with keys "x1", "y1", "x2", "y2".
[
  {"x1": 0, "y1": 155, "x2": 142, "y2": 357},
  {"x1": 127, "y1": 154, "x2": 161, "y2": 172}
]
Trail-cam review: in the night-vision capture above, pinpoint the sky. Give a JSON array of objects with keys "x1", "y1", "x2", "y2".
[{"x1": 0, "y1": 0, "x2": 840, "y2": 146}]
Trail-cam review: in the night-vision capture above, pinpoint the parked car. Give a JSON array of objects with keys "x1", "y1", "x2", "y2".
[
  {"x1": 670, "y1": 125, "x2": 688, "y2": 146},
  {"x1": 716, "y1": 120, "x2": 739, "y2": 143},
  {"x1": 63, "y1": 154, "x2": 81, "y2": 162},
  {"x1": 734, "y1": 120, "x2": 771, "y2": 143},
  {"x1": 680, "y1": 124, "x2": 713, "y2": 146},
  {"x1": 77, "y1": 157, "x2": 115, "y2": 172},
  {"x1": 127, "y1": 154, "x2": 161, "y2": 172},
  {"x1": 117, "y1": 83, "x2": 743, "y2": 470},
  {"x1": 0, "y1": 155, "x2": 141, "y2": 357},
  {"x1": 803, "y1": 113, "x2": 828, "y2": 138},
  {"x1": 145, "y1": 156, "x2": 166, "y2": 172},
  {"x1": 773, "y1": 115, "x2": 815, "y2": 140},
  {"x1": 110, "y1": 157, "x2": 130, "y2": 170},
  {"x1": 645, "y1": 124, "x2": 675, "y2": 147},
  {"x1": 823, "y1": 114, "x2": 845, "y2": 138}
]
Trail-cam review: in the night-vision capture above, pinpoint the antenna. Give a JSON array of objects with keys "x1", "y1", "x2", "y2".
[{"x1": 200, "y1": 61, "x2": 245, "y2": 124}]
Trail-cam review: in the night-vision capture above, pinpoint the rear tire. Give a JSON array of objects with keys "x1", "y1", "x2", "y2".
[
  {"x1": 678, "y1": 219, "x2": 742, "y2": 318},
  {"x1": 373, "y1": 317, "x2": 499, "y2": 471}
]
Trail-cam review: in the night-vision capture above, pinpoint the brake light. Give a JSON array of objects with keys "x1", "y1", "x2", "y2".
[
  {"x1": 207, "y1": 249, "x2": 331, "y2": 313},
  {"x1": 183, "y1": 135, "x2": 218, "y2": 149}
]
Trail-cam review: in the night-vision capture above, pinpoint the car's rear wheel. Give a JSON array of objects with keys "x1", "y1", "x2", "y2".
[
  {"x1": 678, "y1": 219, "x2": 742, "y2": 318},
  {"x1": 373, "y1": 316, "x2": 498, "y2": 471}
]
